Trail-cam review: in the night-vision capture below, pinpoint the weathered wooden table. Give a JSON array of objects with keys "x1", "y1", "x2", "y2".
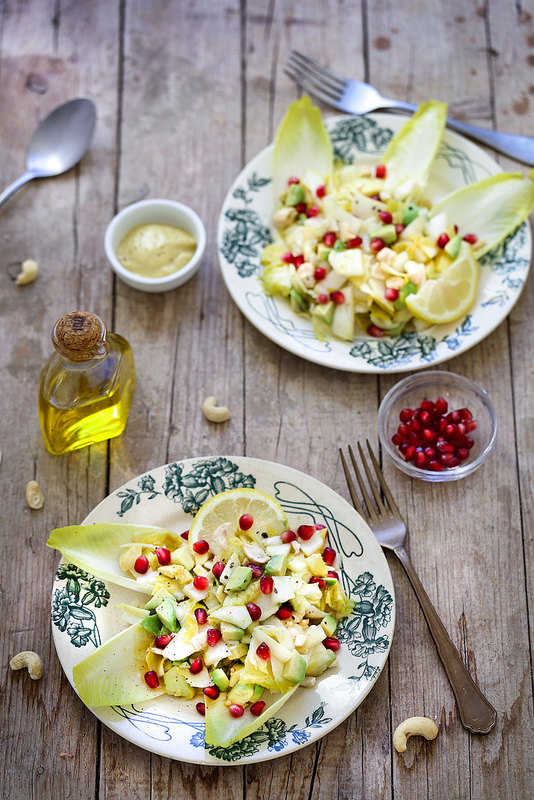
[{"x1": 2, "y1": 1, "x2": 534, "y2": 798}]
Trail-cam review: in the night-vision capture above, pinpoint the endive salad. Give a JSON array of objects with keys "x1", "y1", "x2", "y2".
[
  {"x1": 47, "y1": 488, "x2": 354, "y2": 750},
  {"x1": 261, "y1": 97, "x2": 534, "y2": 340}
]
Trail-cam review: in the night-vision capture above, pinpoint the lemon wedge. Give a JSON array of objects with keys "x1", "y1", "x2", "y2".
[
  {"x1": 405, "y1": 242, "x2": 479, "y2": 325},
  {"x1": 188, "y1": 488, "x2": 288, "y2": 550}
]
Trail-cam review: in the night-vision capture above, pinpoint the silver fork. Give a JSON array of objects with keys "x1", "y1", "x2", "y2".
[
  {"x1": 286, "y1": 51, "x2": 534, "y2": 166},
  {"x1": 340, "y1": 441, "x2": 497, "y2": 734}
]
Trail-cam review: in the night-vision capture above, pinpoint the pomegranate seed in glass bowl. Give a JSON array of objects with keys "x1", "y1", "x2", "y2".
[{"x1": 377, "y1": 370, "x2": 498, "y2": 482}]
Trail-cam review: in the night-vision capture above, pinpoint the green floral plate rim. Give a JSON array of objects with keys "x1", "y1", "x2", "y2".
[
  {"x1": 51, "y1": 455, "x2": 395, "y2": 765},
  {"x1": 217, "y1": 112, "x2": 532, "y2": 373}
]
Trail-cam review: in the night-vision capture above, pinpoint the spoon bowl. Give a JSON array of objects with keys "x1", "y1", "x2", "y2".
[{"x1": 0, "y1": 98, "x2": 96, "y2": 209}]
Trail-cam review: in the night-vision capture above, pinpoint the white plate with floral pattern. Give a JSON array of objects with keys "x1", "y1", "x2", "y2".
[
  {"x1": 51, "y1": 455, "x2": 395, "y2": 764},
  {"x1": 217, "y1": 113, "x2": 532, "y2": 373}
]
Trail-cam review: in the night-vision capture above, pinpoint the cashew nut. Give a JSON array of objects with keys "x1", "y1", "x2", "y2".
[
  {"x1": 10, "y1": 651, "x2": 44, "y2": 680},
  {"x1": 393, "y1": 717, "x2": 439, "y2": 753},
  {"x1": 202, "y1": 396, "x2": 230, "y2": 423},
  {"x1": 26, "y1": 480, "x2": 44, "y2": 509},
  {"x1": 16, "y1": 259, "x2": 39, "y2": 285}
]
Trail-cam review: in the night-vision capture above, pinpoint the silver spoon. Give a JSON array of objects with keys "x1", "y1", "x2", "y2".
[{"x1": 0, "y1": 98, "x2": 96, "y2": 209}]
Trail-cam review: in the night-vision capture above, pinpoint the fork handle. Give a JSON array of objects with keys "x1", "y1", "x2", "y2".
[
  {"x1": 394, "y1": 545, "x2": 497, "y2": 734},
  {"x1": 380, "y1": 98, "x2": 534, "y2": 165}
]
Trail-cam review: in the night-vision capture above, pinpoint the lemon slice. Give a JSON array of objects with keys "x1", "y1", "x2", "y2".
[
  {"x1": 405, "y1": 242, "x2": 479, "y2": 324},
  {"x1": 188, "y1": 488, "x2": 287, "y2": 549}
]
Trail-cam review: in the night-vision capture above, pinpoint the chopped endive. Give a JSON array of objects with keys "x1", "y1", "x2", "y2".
[
  {"x1": 273, "y1": 97, "x2": 333, "y2": 197},
  {"x1": 430, "y1": 171, "x2": 534, "y2": 258},
  {"x1": 405, "y1": 241, "x2": 479, "y2": 324},
  {"x1": 205, "y1": 687, "x2": 298, "y2": 748},
  {"x1": 382, "y1": 100, "x2": 447, "y2": 201},
  {"x1": 73, "y1": 622, "x2": 166, "y2": 706}
]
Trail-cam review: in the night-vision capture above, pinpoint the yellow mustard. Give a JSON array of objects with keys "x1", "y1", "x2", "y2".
[{"x1": 116, "y1": 223, "x2": 197, "y2": 278}]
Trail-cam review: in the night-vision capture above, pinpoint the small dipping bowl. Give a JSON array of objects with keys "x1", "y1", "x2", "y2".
[
  {"x1": 104, "y1": 198, "x2": 206, "y2": 292},
  {"x1": 377, "y1": 370, "x2": 498, "y2": 482}
]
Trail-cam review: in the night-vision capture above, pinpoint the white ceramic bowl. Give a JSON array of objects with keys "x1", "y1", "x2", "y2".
[
  {"x1": 104, "y1": 199, "x2": 206, "y2": 292},
  {"x1": 377, "y1": 370, "x2": 498, "y2": 482}
]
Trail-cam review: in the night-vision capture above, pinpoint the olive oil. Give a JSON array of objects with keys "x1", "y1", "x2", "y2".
[{"x1": 38, "y1": 311, "x2": 135, "y2": 455}]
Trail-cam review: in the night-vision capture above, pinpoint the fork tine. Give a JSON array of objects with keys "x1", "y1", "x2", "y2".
[
  {"x1": 288, "y1": 51, "x2": 347, "y2": 92},
  {"x1": 339, "y1": 448, "x2": 367, "y2": 519},
  {"x1": 284, "y1": 67, "x2": 343, "y2": 106},
  {"x1": 364, "y1": 440, "x2": 402, "y2": 518},
  {"x1": 345, "y1": 446, "x2": 380, "y2": 524},
  {"x1": 355, "y1": 442, "x2": 390, "y2": 519}
]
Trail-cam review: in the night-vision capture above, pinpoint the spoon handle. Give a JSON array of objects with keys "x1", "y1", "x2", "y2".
[
  {"x1": 394, "y1": 545, "x2": 497, "y2": 734},
  {"x1": 0, "y1": 171, "x2": 35, "y2": 210}
]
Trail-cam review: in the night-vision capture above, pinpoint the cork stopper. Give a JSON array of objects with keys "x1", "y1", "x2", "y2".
[{"x1": 52, "y1": 311, "x2": 109, "y2": 362}]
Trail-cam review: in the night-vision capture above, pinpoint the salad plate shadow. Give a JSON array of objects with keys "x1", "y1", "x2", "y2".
[
  {"x1": 217, "y1": 113, "x2": 532, "y2": 373},
  {"x1": 51, "y1": 455, "x2": 395, "y2": 765}
]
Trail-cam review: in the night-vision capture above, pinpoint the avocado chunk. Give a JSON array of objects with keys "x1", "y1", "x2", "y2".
[
  {"x1": 311, "y1": 300, "x2": 334, "y2": 325},
  {"x1": 164, "y1": 666, "x2": 195, "y2": 699},
  {"x1": 444, "y1": 233, "x2": 462, "y2": 259},
  {"x1": 316, "y1": 244, "x2": 332, "y2": 261},
  {"x1": 225, "y1": 566, "x2": 253, "y2": 593},
  {"x1": 212, "y1": 668, "x2": 230, "y2": 692},
  {"x1": 144, "y1": 587, "x2": 173, "y2": 611},
  {"x1": 320, "y1": 614, "x2": 337, "y2": 637},
  {"x1": 290, "y1": 288, "x2": 307, "y2": 313},
  {"x1": 285, "y1": 183, "x2": 304, "y2": 206},
  {"x1": 370, "y1": 223, "x2": 397, "y2": 244},
  {"x1": 227, "y1": 682, "x2": 256, "y2": 706},
  {"x1": 402, "y1": 203, "x2": 419, "y2": 225},
  {"x1": 220, "y1": 621, "x2": 246, "y2": 643},
  {"x1": 265, "y1": 554, "x2": 287, "y2": 577},
  {"x1": 283, "y1": 651, "x2": 307, "y2": 684},
  {"x1": 140, "y1": 613, "x2": 164, "y2": 636},
  {"x1": 394, "y1": 281, "x2": 417, "y2": 310},
  {"x1": 156, "y1": 597, "x2": 178, "y2": 632}
]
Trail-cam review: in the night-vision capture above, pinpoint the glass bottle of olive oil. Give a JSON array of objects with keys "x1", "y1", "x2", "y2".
[{"x1": 38, "y1": 310, "x2": 135, "y2": 455}]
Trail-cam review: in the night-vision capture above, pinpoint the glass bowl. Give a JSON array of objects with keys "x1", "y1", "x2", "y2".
[{"x1": 377, "y1": 370, "x2": 498, "y2": 482}]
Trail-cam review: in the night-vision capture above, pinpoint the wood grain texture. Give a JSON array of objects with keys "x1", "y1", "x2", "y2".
[{"x1": 1, "y1": 0, "x2": 533, "y2": 798}]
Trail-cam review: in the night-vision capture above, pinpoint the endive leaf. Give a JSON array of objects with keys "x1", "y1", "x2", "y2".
[
  {"x1": 205, "y1": 686, "x2": 298, "y2": 747},
  {"x1": 73, "y1": 622, "x2": 166, "y2": 706},
  {"x1": 47, "y1": 523, "x2": 178, "y2": 595},
  {"x1": 382, "y1": 100, "x2": 447, "y2": 201},
  {"x1": 273, "y1": 97, "x2": 333, "y2": 197},
  {"x1": 431, "y1": 172, "x2": 534, "y2": 258}
]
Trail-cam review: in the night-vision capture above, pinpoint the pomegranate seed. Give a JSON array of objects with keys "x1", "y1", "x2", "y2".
[
  {"x1": 288, "y1": 176, "x2": 299, "y2": 185},
  {"x1": 193, "y1": 575, "x2": 209, "y2": 591},
  {"x1": 436, "y1": 441, "x2": 455, "y2": 454},
  {"x1": 195, "y1": 607, "x2": 208, "y2": 625},
  {"x1": 404, "y1": 445, "x2": 416, "y2": 461},
  {"x1": 314, "y1": 523, "x2": 327, "y2": 531},
  {"x1": 239, "y1": 513, "x2": 254, "y2": 531},
  {"x1": 379, "y1": 210, "x2": 393, "y2": 224},
  {"x1": 457, "y1": 407, "x2": 473, "y2": 421},
  {"x1": 318, "y1": 293, "x2": 329, "y2": 304},
  {"x1": 420, "y1": 400, "x2": 434, "y2": 413},
  {"x1": 424, "y1": 447, "x2": 436, "y2": 460},
  {"x1": 398, "y1": 423, "x2": 410, "y2": 437},
  {"x1": 367, "y1": 324, "x2": 384, "y2": 338},
  {"x1": 465, "y1": 420, "x2": 478, "y2": 433},
  {"x1": 196, "y1": 702, "x2": 206, "y2": 716},
  {"x1": 464, "y1": 436, "x2": 475, "y2": 449},
  {"x1": 307, "y1": 205, "x2": 320, "y2": 218},
  {"x1": 444, "y1": 424, "x2": 456, "y2": 439},
  {"x1": 181, "y1": 530, "x2": 190, "y2": 540},
  {"x1": 203, "y1": 685, "x2": 220, "y2": 700},
  {"x1": 395, "y1": 223, "x2": 405, "y2": 235},
  {"x1": 370, "y1": 237, "x2": 385, "y2": 252},
  {"x1": 457, "y1": 447, "x2": 469, "y2": 461},
  {"x1": 346, "y1": 236, "x2": 363, "y2": 248},
  {"x1": 407, "y1": 433, "x2": 422, "y2": 447},
  {"x1": 250, "y1": 701, "x2": 266, "y2": 716},
  {"x1": 246, "y1": 602, "x2": 262, "y2": 622},
  {"x1": 292, "y1": 255, "x2": 304, "y2": 269},
  {"x1": 260, "y1": 575, "x2": 273, "y2": 594},
  {"x1": 314, "y1": 266, "x2": 327, "y2": 281},
  {"x1": 155, "y1": 547, "x2": 171, "y2": 566},
  {"x1": 327, "y1": 570, "x2": 339, "y2": 580},
  {"x1": 134, "y1": 555, "x2": 149, "y2": 574},
  {"x1": 428, "y1": 460, "x2": 445, "y2": 472},
  {"x1": 330, "y1": 290, "x2": 345, "y2": 305},
  {"x1": 437, "y1": 233, "x2": 450, "y2": 248},
  {"x1": 375, "y1": 164, "x2": 386, "y2": 178},
  {"x1": 229, "y1": 704, "x2": 245, "y2": 718},
  {"x1": 323, "y1": 232, "x2": 336, "y2": 247},
  {"x1": 276, "y1": 605, "x2": 293, "y2": 620},
  {"x1": 298, "y1": 525, "x2": 316, "y2": 541},
  {"x1": 144, "y1": 670, "x2": 160, "y2": 689},
  {"x1": 295, "y1": 203, "x2": 307, "y2": 214},
  {"x1": 212, "y1": 560, "x2": 225, "y2": 579},
  {"x1": 207, "y1": 628, "x2": 222, "y2": 646},
  {"x1": 323, "y1": 636, "x2": 341, "y2": 651},
  {"x1": 392, "y1": 433, "x2": 404, "y2": 446},
  {"x1": 434, "y1": 396, "x2": 448, "y2": 415},
  {"x1": 316, "y1": 184, "x2": 326, "y2": 199},
  {"x1": 384, "y1": 288, "x2": 399, "y2": 302},
  {"x1": 422, "y1": 428, "x2": 436, "y2": 444},
  {"x1": 399, "y1": 408, "x2": 413, "y2": 423},
  {"x1": 414, "y1": 450, "x2": 427, "y2": 469},
  {"x1": 309, "y1": 576, "x2": 326, "y2": 589},
  {"x1": 189, "y1": 658, "x2": 203, "y2": 674},
  {"x1": 256, "y1": 643, "x2": 271, "y2": 660},
  {"x1": 463, "y1": 233, "x2": 477, "y2": 245},
  {"x1": 193, "y1": 539, "x2": 209, "y2": 555},
  {"x1": 154, "y1": 634, "x2": 173, "y2": 649},
  {"x1": 409, "y1": 419, "x2": 422, "y2": 433},
  {"x1": 322, "y1": 547, "x2": 336, "y2": 566},
  {"x1": 281, "y1": 252, "x2": 294, "y2": 263},
  {"x1": 281, "y1": 529, "x2": 297, "y2": 543},
  {"x1": 449, "y1": 410, "x2": 462, "y2": 424},
  {"x1": 250, "y1": 563, "x2": 263, "y2": 578}
]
